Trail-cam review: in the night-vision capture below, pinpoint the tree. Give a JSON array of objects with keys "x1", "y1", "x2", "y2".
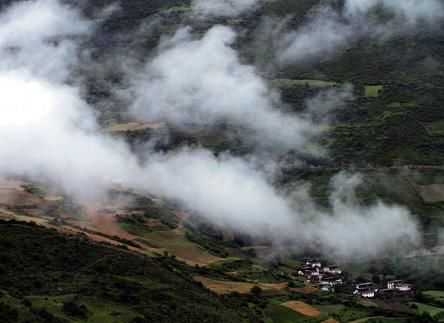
[
  {"x1": 250, "y1": 286, "x2": 262, "y2": 296},
  {"x1": 372, "y1": 274, "x2": 381, "y2": 284},
  {"x1": 62, "y1": 300, "x2": 89, "y2": 319}
]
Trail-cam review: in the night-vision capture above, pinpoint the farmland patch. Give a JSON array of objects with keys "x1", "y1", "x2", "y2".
[
  {"x1": 419, "y1": 184, "x2": 444, "y2": 202},
  {"x1": 281, "y1": 300, "x2": 321, "y2": 317}
]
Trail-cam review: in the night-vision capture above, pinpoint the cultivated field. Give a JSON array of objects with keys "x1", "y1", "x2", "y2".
[
  {"x1": 141, "y1": 228, "x2": 223, "y2": 266},
  {"x1": 419, "y1": 184, "x2": 444, "y2": 202},
  {"x1": 289, "y1": 286, "x2": 319, "y2": 294},
  {"x1": 364, "y1": 85, "x2": 383, "y2": 97},
  {"x1": 103, "y1": 121, "x2": 166, "y2": 132},
  {"x1": 410, "y1": 302, "x2": 444, "y2": 320},
  {"x1": 281, "y1": 300, "x2": 321, "y2": 317},
  {"x1": 270, "y1": 78, "x2": 338, "y2": 88},
  {"x1": 195, "y1": 277, "x2": 286, "y2": 295},
  {"x1": 0, "y1": 177, "x2": 45, "y2": 207},
  {"x1": 423, "y1": 290, "x2": 444, "y2": 304}
]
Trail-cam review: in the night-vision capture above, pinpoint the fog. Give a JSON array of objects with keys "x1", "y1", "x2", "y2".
[
  {"x1": 192, "y1": 0, "x2": 265, "y2": 17},
  {"x1": 0, "y1": 0, "x2": 91, "y2": 81},
  {"x1": 129, "y1": 25, "x2": 351, "y2": 153},
  {"x1": 139, "y1": 153, "x2": 420, "y2": 258},
  {"x1": 0, "y1": 0, "x2": 423, "y2": 259},
  {"x1": 278, "y1": 0, "x2": 444, "y2": 64}
]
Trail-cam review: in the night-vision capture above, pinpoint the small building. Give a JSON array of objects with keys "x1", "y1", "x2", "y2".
[
  {"x1": 306, "y1": 259, "x2": 322, "y2": 268},
  {"x1": 397, "y1": 284, "x2": 412, "y2": 292},
  {"x1": 356, "y1": 282, "x2": 374, "y2": 291},
  {"x1": 307, "y1": 274, "x2": 323, "y2": 283},
  {"x1": 354, "y1": 282, "x2": 378, "y2": 298},
  {"x1": 361, "y1": 289, "x2": 375, "y2": 298},
  {"x1": 387, "y1": 280, "x2": 412, "y2": 292},
  {"x1": 324, "y1": 265, "x2": 342, "y2": 275},
  {"x1": 387, "y1": 280, "x2": 402, "y2": 290},
  {"x1": 321, "y1": 284, "x2": 333, "y2": 292},
  {"x1": 320, "y1": 276, "x2": 342, "y2": 286}
]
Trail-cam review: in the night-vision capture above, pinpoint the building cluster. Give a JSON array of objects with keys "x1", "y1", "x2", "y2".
[
  {"x1": 353, "y1": 282, "x2": 378, "y2": 298},
  {"x1": 297, "y1": 259, "x2": 344, "y2": 292},
  {"x1": 296, "y1": 259, "x2": 413, "y2": 299},
  {"x1": 353, "y1": 280, "x2": 413, "y2": 298}
]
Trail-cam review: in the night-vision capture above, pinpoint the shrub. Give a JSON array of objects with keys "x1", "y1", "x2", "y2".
[
  {"x1": 62, "y1": 300, "x2": 89, "y2": 319},
  {"x1": 251, "y1": 286, "x2": 262, "y2": 296}
]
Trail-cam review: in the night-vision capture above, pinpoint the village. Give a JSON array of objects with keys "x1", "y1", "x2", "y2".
[{"x1": 297, "y1": 259, "x2": 414, "y2": 299}]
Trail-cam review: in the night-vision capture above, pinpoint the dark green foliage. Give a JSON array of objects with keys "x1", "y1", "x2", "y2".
[
  {"x1": 61, "y1": 299, "x2": 89, "y2": 319},
  {"x1": 184, "y1": 228, "x2": 228, "y2": 257},
  {"x1": 0, "y1": 220, "x2": 260, "y2": 322},
  {"x1": 131, "y1": 195, "x2": 179, "y2": 229},
  {"x1": 251, "y1": 286, "x2": 262, "y2": 296},
  {"x1": 0, "y1": 302, "x2": 19, "y2": 322},
  {"x1": 209, "y1": 259, "x2": 290, "y2": 283}
]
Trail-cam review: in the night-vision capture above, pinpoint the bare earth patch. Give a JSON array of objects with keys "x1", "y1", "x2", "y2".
[
  {"x1": 419, "y1": 184, "x2": 444, "y2": 202},
  {"x1": 69, "y1": 209, "x2": 135, "y2": 242},
  {"x1": 195, "y1": 277, "x2": 286, "y2": 295},
  {"x1": 141, "y1": 228, "x2": 223, "y2": 266},
  {"x1": 146, "y1": 218, "x2": 162, "y2": 228},
  {"x1": 281, "y1": 301, "x2": 321, "y2": 317},
  {"x1": 103, "y1": 121, "x2": 166, "y2": 132},
  {"x1": 322, "y1": 319, "x2": 339, "y2": 323},
  {"x1": 0, "y1": 177, "x2": 44, "y2": 206}
]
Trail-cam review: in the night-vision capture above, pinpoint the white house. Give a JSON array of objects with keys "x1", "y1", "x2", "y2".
[
  {"x1": 356, "y1": 282, "x2": 373, "y2": 290},
  {"x1": 306, "y1": 259, "x2": 322, "y2": 268},
  {"x1": 361, "y1": 290, "x2": 375, "y2": 298},
  {"x1": 324, "y1": 266, "x2": 342, "y2": 275},
  {"x1": 321, "y1": 284, "x2": 333, "y2": 292},
  {"x1": 387, "y1": 280, "x2": 402, "y2": 289},
  {"x1": 397, "y1": 284, "x2": 412, "y2": 292}
]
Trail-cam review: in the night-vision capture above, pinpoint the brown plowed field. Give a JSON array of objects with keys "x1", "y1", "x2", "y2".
[{"x1": 281, "y1": 301, "x2": 321, "y2": 317}]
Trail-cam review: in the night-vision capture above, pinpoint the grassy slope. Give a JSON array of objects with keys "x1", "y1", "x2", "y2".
[{"x1": 0, "y1": 220, "x2": 259, "y2": 322}]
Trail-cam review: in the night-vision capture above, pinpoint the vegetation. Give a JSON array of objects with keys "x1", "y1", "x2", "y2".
[
  {"x1": 2, "y1": 0, "x2": 444, "y2": 321},
  {"x1": 0, "y1": 220, "x2": 259, "y2": 322}
]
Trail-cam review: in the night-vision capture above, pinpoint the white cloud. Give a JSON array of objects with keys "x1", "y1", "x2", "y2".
[
  {"x1": 192, "y1": 0, "x2": 264, "y2": 17},
  {"x1": 130, "y1": 25, "x2": 350, "y2": 153},
  {"x1": 277, "y1": 0, "x2": 444, "y2": 64},
  {"x1": 0, "y1": 0, "x2": 91, "y2": 81},
  {"x1": 0, "y1": 0, "x2": 422, "y2": 259}
]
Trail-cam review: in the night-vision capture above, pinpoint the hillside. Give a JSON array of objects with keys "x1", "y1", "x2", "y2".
[{"x1": 0, "y1": 0, "x2": 443, "y2": 322}]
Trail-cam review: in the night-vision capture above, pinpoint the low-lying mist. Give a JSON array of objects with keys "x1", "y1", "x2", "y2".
[
  {"x1": 0, "y1": 0, "x2": 427, "y2": 260},
  {"x1": 192, "y1": 0, "x2": 266, "y2": 18},
  {"x1": 275, "y1": 0, "x2": 444, "y2": 64},
  {"x1": 128, "y1": 25, "x2": 352, "y2": 154}
]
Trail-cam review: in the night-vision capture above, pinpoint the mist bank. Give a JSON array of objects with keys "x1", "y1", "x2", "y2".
[
  {"x1": 192, "y1": 0, "x2": 266, "y2": 18},
  {"x1": 276, "y1": 0, "x2": 444, "y2": 64},
  {"x1": 0, "y1": 0, "x2": 424, "y2": 259},
  {"x1": 128, "y1": 25, "x2": 352, "y2": 154}
]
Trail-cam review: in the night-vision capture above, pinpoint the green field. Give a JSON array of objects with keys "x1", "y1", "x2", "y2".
[
  {"x1": 0, "y1": 220, "x2": 258, "y2": 322},
  {"x1": 410, "y1": 302, "x2": 444, "y2": 320},
  {"x1": 365, "y1": 85, "x2": 383, "y2": 97},
  {"x1": 426, "y1": 121, "x2": 444, "y2": 136},
  {"x1": 28, "y1": 295, "x2": 139, "y2": 322},
  {"x1": 423, "y1": 290, "x2": 444, "y2": 306},
  {"x1": 270, "y1": 79, "x2": 339, "y2": 88},
  {"x1": 264, "y1": 305, "x2": 318, "y2": 323}
]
